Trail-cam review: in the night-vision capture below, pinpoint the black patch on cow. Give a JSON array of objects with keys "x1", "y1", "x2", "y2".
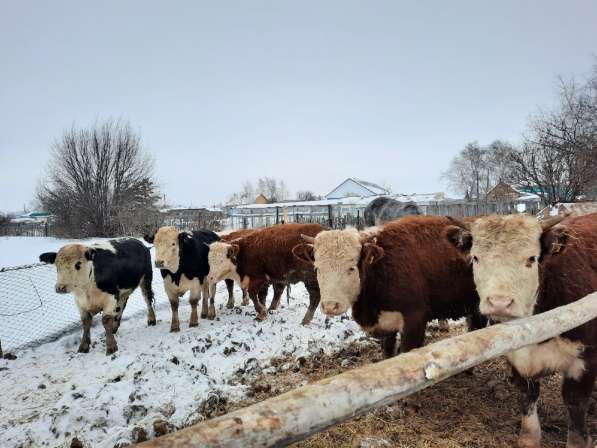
[
  {"x1": 92, "y1": 239, "x2": 153, "y2": 297},
  {"x1": 160, "y1": 230, "x2": 220, "y2": 286}
]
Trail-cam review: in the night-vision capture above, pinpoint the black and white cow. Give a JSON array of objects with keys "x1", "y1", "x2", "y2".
[
  {"x1": 144, "y1": 227, "x2": 219, "y2": 332},
  {"x1": 39, "y1": 239, "x2": 156, "y2": 355}
]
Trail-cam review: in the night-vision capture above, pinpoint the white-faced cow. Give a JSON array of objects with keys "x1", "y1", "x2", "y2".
[
  {"x1": 206, "y1": 223, "x2": 325, "y2": 324},
  {"x1": 144, "y1": 227, "x2": 219, "y2": 332},
  {"x1": 39, "y1": 239, "x2": 156, "y2": 355},
  {"x1": 293, "y1": 216, "x2": 486, "y2": 357},
  {"x1": 446, "y1": 213, "x2": 597, "y2": 448}
]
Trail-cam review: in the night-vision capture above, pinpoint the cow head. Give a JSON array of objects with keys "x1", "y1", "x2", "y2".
[
  {"x1": 445, "y1": 214, "x2": 569, "y2": 321},
  {"x1": 151, "y1": 226, "x2": 189, "y2": 272},
  {"x1": 293, "y1": 229, "x2": 384, "y2": 316},
  {"x1": 39, "y1": 244, "x2": 95, "y2": 294},
  {"x1": 206, "y1": 241, "x2": 240, "y2": 284}
]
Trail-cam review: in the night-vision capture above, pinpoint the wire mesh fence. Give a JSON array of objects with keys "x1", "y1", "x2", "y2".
[{"x1": 0, "y1": 262, "x2": 230, "y2": 353}]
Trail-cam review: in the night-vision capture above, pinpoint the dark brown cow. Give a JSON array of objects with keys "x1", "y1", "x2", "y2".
[
  {"x1": 447, "y1": 213, "x2": 597, "y2": 448},
  {"x1": 219, "y1": 229, "x2": 289, "y2": 310},
  {"x1": 294, "y1": 216, "x2": 486, "y2": 357},
  {"x1": 207, "y1": 223, "x2": 325, "y2": 324}
]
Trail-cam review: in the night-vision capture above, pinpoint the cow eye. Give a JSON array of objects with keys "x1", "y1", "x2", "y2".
[
  {"x1": 75, "y1": 261, "x2": 81, "y2": 270},
  {"x1": 348, "y1": 267, "x2": 356, "y2": 272},
  {"x1": 472, "y1": 256, "x2": 479, "y2": 263},
  {"x1": 526, "y1": 256, "x2": 537, "y2": 267},
  {"x1": 172, "y1": 242, "x2": 175, "y2": 246}
]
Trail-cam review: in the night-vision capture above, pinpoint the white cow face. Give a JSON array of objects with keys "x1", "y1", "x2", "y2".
[
  {"x1": 153, "y1": 227, "x2": 183, "y2": 273},
  {"x1": 206, "y1": 241, "x2": 240, "y2": 284},
  {"x1": 293, "y1": 229, "x2": 383, "y2": 316},
  {"x1": 446, "y1": 214, "x2": 569, "y2": 321},
  {"x1": 40, "y1": 244, "x2": 94, "y2": 294}
]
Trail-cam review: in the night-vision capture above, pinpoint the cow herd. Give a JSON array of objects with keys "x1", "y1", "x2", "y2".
[{"x1": 38, "y1": 212, "x2": 597, "y2": 448}]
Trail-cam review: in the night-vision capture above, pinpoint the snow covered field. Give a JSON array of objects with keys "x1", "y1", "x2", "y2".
[{"x1": 0, "y1": 237, "x2": 366, "y2": 448}]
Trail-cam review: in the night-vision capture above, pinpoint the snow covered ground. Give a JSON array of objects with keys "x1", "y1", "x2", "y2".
[
  {"x1": 0, "y1": 237, "x2": 366, "y2": 448},
  {"x1": 0, "y1": 283, "x2": 364, "y2": 448}
]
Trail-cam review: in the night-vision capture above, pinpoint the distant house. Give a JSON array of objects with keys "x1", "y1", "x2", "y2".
[
  {"x1": 160, "y1": 207, "x2": 225, "y2": 231},
  {"x1": 10, "y1": 211, "x2": 52, "y2": 224},
  {"x1": 325, "y1": 178, "x2": 389, "y2": 200},
  {"x1": 486, "y1": 181, "x2": 521, "y2": 201},
  {"x1": 254, "y1": 194, "x2": 269, "y2": 204}
]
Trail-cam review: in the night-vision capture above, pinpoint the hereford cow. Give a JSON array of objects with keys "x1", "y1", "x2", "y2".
[
  {"x1": 293, "y1": 216, "x2": 486, "y2": 357},
  {"x1": 218, "y1": 228, "x2": 288, "y2": 309},
  {"x1": 39, "y1": 239, "x2": 156, "y2": 355},
  {"x1": 446, "y1": 213, "x2": 597, "y2": 448},
  {"x1": 144, "y1": 227, "x2": 219, "y2": 332},
  {"x1": 206, "y1": 223, "x2": 325, "y2": 324}
]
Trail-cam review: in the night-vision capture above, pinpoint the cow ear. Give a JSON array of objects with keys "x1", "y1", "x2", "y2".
[
  {"x1": 85, "y1": 249, "x2": 96, "y2": 261},
  {"x1": 143, "y1": 233, "x2": 155, "y2": 244},
  {"x1": 227, "y1": 244, "x2": 240, "y2": 261},
  {"x1": 292, "y1": 243, "x2": 315, "y2": 265},
  {"x1": 445, "y1": 225, "x2": 473, "y2": 252},
  {"x1": 362, "y1": 243, "x2": 384, "y2": 266},
  {"x1": 39, "y1": 252, "x2": 57, "y2": 264},
  {"x1": 541, "y1": 226, "x2": 569, "y2": 256}
]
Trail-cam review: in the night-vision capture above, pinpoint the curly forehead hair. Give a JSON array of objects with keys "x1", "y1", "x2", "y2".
[
  {"x1": 471, "y1": 215, "x2": 542, "y2": 251},
  {"x1": 314, "y1": 229, "x2": 362, "y2": 267}
]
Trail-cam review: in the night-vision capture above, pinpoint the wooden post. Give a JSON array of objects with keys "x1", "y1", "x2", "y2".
[{"x1": 138, "y1": 291, "x2": 597, "y2": 448}]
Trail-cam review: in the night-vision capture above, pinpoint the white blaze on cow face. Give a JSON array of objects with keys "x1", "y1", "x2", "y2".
[
  {"x1": 312, "y1": 229, "x2": 363, "y2": 316},
  {"x1": 468, "y1": 215, "x2": 543, "y2": 321},
  {"x1": 207, "y1": 241, "x2": 240, "y2": 284},
  {"x1": 53, "y1": 244, "x2": 94, "y2": 294},
  {"x1": 153, "y1": 227, "x2": 182, "y2": 273}
]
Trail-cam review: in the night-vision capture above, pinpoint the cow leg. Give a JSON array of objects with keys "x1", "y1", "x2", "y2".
[
  {"x1": 268, "y1": 282, "x2": 285, "y2": 311},
  {"x1": 258, "y1": 283, "x2": 269, "y2": 306},
  {"x1": 78, "y1": 311, "x2": 92, "y2": 353},
  {"x1": 241, "y1": 288, "x2": 250, "y2": 306},
  {"x1": 563, "y1": 370, "x2": 595, "y2": 448},
  {"x1": 112, "y1": 293, "x2": 129, "y2": 334},
  {"x1": 512, "y1": 368, "x2": 541, "y2": 448},
  {"x1": 140, "y1": 274, "x2": 157, "y2": 326},
  {"x1": 399, "y1": 314, "x2": 426, "y2": 353},
  {"x1": 200, "y1": 281, "x2": 209, "y2": 319},
  {"x1": 206, "y1": 282, "x2": 216, "y2": 320},
  {"x1": 166, "y1": 289, "x2": 180, "y2": 332},
  {"x1": 225, "y1": 279, "x2": 235, "y2": 309},
  {"x1": 102, "y1": 314, "x2": 118, "y2": 355},
  {"x1": 302, "y1": 277, "x2": 320, "y2": 325},
  {"x1": 381, "y1": 333, "x2": 398, "y2": 358},
  {"x1": 189, "y1": 282, "x2": 201, "y2": 327},
  {"x1": 286, "y1": 283, "x2": 291, "y2": 305},
  {"x1": 249, "y1": 289, "x2": 268, "y2": 321}
]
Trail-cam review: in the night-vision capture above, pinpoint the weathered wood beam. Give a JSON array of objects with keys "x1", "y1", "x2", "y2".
[{"x1": 138, "y1": 291, "x2": 597, "y2": 448}]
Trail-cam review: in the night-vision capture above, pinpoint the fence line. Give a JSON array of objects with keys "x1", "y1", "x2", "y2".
[{"x1": 138, "y1": 291, "x2": 597, "y2": 448}]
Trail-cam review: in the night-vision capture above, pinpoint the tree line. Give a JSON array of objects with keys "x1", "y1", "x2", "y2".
[{"x1": 443, "y1": 60, "x2": 597, "y2": 205}]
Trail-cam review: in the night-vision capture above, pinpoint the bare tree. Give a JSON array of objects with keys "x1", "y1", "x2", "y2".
[
  {"x1": 228, "y1": 177, "x2": 290, "y2": 204},
  {"x1": 37, "y1": 119, "x2": 160, "y2": 237},
  {"x1": 510, "y1": 69, "x2": 597, "y2": 204},
  {"x1": 296, "y1": 190, "x2": 320, "y2": 201}
]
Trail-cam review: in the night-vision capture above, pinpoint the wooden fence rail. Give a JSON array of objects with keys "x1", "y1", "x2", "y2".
[{"x1": 138, "y1": 291, "x2": 597, "y2": 448}]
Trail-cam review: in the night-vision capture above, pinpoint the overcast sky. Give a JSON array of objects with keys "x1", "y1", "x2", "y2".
[{"x1": 1, "y1": 1, "x2": 596, "y2": 212}]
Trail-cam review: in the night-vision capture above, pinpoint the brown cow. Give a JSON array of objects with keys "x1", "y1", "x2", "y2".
[
  {"x1": 206, "y1": 223, "x2": 325, "y2": 324},
  {"x1": 446, "y1": 213, "x2": 597, "y2": 448},
  {"x1": 293, "y1": 216, "x2": 486, "y2": 357},
  {"x1": 219, "y1": 228, "x2": 289, "y2": 310}
]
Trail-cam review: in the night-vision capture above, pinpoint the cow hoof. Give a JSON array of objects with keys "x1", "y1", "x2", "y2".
[
  {"x1": 170, "y1": 326, "x2": 180, "y2": 333},
  {"x1": 301, "y1": 318, "x2": 313, "y2": 326},
  {"x1": 77, "y1": 345, "x2": 90, "y2": 354},
  {"x1": 200, "y1": 312, "x2": 208, "y2": 319},
  {"x1": 112, "y1": 327, "x2": 120, "y2": 335},
  {"x1": 518, "y1": 435, "x2": 541, "y2": 448},
  {"x1": 147, "y1": 319, "x2": 156, "y2": 326},
  {"x1": 255, "y1": 314, "x2": 267, "y2": 322},
  {"x1": 106, "y1": 346, "x2": 118, "y2": 355},
  {"x1": 241, "y1": 300, "x2": 250, "y2": 306},
  {"x1": 566, "y1": 432, "x2": 591, "y2": 448},
  {"x1": 226, "y1": 302, "x2": 234, "y2": 309},
  {"x1": 189, "y1": 321, "x2": 198, "y2": 328},
  {"x1": 207, "y1": 309, "x2": 216, "y2": 320}
]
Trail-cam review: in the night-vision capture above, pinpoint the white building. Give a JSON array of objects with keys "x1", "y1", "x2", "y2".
[{"x1": 325, "y1": 178, "x2": 389, "y2": 199}]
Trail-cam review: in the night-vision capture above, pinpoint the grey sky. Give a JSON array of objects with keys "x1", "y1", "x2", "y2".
[{"x1": 1, "y1": 1, "x2": 596, "y2": 212}]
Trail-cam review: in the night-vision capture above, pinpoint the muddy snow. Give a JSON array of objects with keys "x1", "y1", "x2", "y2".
[{"x1": 0, "y1": 282, "x2": 364, "y2": 448}]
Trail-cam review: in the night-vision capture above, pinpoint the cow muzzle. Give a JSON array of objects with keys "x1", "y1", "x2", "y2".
[
  {"x1": 484, "y1": 296, "x2": 515, "y2": 318},
  {"x1": 155, "y1": 260, "x2": 165, "y2": 269},
  {"x1": 321, "y1": 300, "x2": 348, "y2": 316},
  {"x1": 55, "y1": 285, "x2": 68, "y2": 294}
]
